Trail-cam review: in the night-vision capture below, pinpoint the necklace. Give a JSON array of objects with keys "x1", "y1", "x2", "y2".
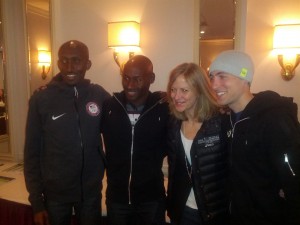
[
  {"x1": 185, "y1": 155, "x2": 192, "y2": 181},
  {"x1": 181, "y1": 121, "x2": 194, "y2": 182}
]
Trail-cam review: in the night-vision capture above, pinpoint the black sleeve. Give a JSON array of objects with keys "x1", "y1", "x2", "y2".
[
  {"x1": 264, "y1": 111, "x2": 300, "y2": 225},
  {"x1": 23, "y1": 93, "x2": 45, "y2": 214}
]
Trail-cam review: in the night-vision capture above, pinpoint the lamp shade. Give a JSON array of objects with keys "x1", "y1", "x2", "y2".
[
  {"x1": 273, "y1": 24, "x2": 300, "y2": 49},
  {"x1": 108, "y1": 21, "x2": 140, "y2": 47},
  {"x1": 38, "y1": 50, "x2": 51, "y2": 65}
]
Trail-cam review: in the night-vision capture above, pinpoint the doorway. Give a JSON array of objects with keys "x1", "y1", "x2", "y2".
[{"x1": 199, "y1": 0, "x2": 236, "y2": 72}]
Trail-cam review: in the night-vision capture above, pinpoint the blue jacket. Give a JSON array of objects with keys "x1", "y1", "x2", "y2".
[{"x1": 24, "y1": 74, "x2": 110, "y2": 213}]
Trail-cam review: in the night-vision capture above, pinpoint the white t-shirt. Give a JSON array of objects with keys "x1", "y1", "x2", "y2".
[{"x1": 180, "y1": 130, "x2": 198, "y2": 209}]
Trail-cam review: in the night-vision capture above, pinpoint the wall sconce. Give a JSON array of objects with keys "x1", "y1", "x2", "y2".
[
  {"x1": 108, "y1": 21, "x2": 140, "y2": 70},
  {"x1": 273, "y1": 24, "x2": 300, "y2": 80},
  {"x1": 38, "y1": 50, "x2": 51, "y2": 80}
]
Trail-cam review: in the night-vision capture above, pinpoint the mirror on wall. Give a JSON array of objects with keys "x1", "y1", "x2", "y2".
[
  {"x1": 26, "y1": 0, "x2": 52, "y2": 95},
  {"x1": 0, "y1": 0, "x2": 9, "y2": 154},
  {"x1": 199, "y1": 0, "x2": 236, "y2": 72},
  {"x1": 0, "y1": 46, "x2": 7, "y2": 136},
  {"x1": 0, "y1": 0, "x2": 51, "y2": 160}
]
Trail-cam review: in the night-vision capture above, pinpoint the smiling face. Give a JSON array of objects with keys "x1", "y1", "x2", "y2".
[
  {"x1": 121, "y1": 55, "x2": 155, "y2": 107},
  {"x1": 210, "y1": 70, "x2": 250, "y2": 112},
  {"x1": 122, "y1": 66, "x2": 154, "y2": 106},
  {"x1": 57, "y1": 40, "x2": 91, "y2": 86},
  {"x1": 170, "y1": 74, "x2": 197, "y2": 117}
]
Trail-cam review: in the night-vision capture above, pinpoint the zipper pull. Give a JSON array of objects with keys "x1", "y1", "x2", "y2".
[
  {"x1": 74, "y1": 86, "x2": 78, "y2": 99},
  {"x1": 284, "y1": 153, "x2": 296, "y2": 176}
]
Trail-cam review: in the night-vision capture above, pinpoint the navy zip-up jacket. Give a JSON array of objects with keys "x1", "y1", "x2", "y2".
[{"x1": 24, "y1": 74, "x2": 110, "y2": 213}]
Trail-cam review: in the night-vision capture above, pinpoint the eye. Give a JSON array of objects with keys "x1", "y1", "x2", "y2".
[
  {"x1": 72, "y1": 58, "x2": 81, "y2": 64},
  {"x1": 135, "y1": 77, "x2": 143, "y2": 83},
  {"x1": 219, "y1": 74, "x2": 227, "y2": 80},
  {"x1": 122, "y1": 75, "x2": 130, "y2": 82},
  {"x1": 60, "y1": 58, "x2": 68, "y2": 64}
]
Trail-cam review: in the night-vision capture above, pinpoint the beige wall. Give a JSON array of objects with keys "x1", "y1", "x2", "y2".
[
  {"x1": 245, "y1": 0, "x2": 300, "y2": 119},
  {"x1": 51, "y1": 0, "x2": 199, "y2": 94},
  {"x1": 2, "y1": 0, "x2": 300, "y2": 161},
  {"x1": 51, "y1": 0, "x2": 300, "y2": 120}
]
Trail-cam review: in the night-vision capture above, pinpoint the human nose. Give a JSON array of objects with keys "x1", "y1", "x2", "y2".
[
  {"x1": 210, "y1": 76, "x2": 218, "y2": 91},
  {"x1": 126, "y1": 78, "x2": 138, "y2": 88},
  {"x1": 60, "y1": 59, "x2": 74, "y2": 73},
  {"x1": 65, "y1": 61, "x2": 74, "y2": 72},
  {"x1": 171, "y1": 90, "x2": 180, "y2": 100}
]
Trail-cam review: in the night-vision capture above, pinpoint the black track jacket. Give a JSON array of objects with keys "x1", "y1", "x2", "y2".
[
  {"x1": 101, "y1": 91, "x2": 170, "y2": 205},
  {"x1": 24, "y1": 74, "x2": 110, "y2": 213},
  {"x1": 225, "y1": 90, "x2": 300, "y2": 225}
]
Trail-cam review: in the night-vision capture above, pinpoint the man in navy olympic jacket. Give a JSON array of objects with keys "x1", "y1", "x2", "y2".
[{"x1": 24, "y1": 40, "x2": 110, "y2": 225}]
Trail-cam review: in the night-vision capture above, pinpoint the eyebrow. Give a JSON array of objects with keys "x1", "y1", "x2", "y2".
[{"x1": 215, "y1": 71, "x2": 224, "y2": 75}]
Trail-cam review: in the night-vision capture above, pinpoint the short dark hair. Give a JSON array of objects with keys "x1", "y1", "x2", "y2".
[
  {"x1": 58, "y1": 40, "x2": 89, "y2": 59},
  {"x1": 123, "y1": 55, "x2": 153, "y2": 76}
]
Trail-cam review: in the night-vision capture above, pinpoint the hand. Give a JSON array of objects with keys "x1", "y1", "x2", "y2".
[{"x1": 34, "y1": 210, "x2": 50, "y2": 225}]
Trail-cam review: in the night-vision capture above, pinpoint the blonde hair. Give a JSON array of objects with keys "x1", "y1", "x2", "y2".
[{"x1": 167, "y1": 63, "x2": 218, "y2": 121}]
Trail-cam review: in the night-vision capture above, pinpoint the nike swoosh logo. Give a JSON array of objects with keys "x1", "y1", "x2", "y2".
[{"x1": 52, "y1": 113, "x2": 66, "y2": 120}]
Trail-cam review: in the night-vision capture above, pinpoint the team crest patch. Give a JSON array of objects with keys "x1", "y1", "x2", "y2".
[{"x1": 86, "y1": 102, "x2": 100, "y2": 116}]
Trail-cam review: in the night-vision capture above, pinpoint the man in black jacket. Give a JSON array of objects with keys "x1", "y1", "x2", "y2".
[
  {"x1": 209, "y1": 50, "x2": 300, "y2": 225},
  {"x1": 101, "y1": 55, "x2": 169, "y2": 225},
  {"x1": 24, "y1": 40, "x2": 110, "y2": 225}
]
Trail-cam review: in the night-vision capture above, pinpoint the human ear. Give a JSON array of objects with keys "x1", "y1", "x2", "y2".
[
  {"x1": 86, "y1": 60, "x2": 92, "y2": 70},
  {"x1": 150, "y1": 73, "x2": 155, "y2": 84}
]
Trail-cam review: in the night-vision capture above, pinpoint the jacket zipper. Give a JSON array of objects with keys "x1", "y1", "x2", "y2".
[
  {"x1": 74, "y1": 87, "x2": 83, "y2": 148},
  {"x1": 113, "y1": 95, "x2": 162, "y2": 204},
  {"x1": 128, "y1": 126, "x2": 134, "y2": 204},
  {"x1": 74, "y1": 86, "x2": 84, "y2": 200},
  {"x1": 229, "y1": 115, "x2": 250, "y2": 166},
  {"x1": 229, "y1": 115, "x2": 250, "y2": 138},
  {"x1": 284, "y1": 153, "x2": 296, "y2": 176},
  {"x1": 229, "y1": 115, "x2": 250, "y2": 213}
]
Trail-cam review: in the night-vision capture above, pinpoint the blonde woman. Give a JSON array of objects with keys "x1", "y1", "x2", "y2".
[{"x1": 166, "y1": 63, "x2": 229, "y2": 225}]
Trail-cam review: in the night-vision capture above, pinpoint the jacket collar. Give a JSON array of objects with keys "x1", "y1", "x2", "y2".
[
  {"x1": 48, "y1": 73, "x2": 91, "y2": 91},
  {"x1": 113, "y1": 91, "x2": 166, "y2": 111}
]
